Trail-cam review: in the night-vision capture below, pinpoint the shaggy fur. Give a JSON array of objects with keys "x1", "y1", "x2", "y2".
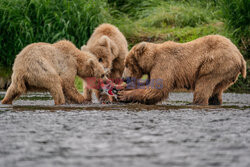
[
  {"x1": 118, "y1": 35, "x2": 247, "y2": 105},
  {"x1": 81, "y1": 23, "x2": 128, "y2": 102},
  {"x1": 1, "y1": 40, "x2": 106, "y2": 105}
]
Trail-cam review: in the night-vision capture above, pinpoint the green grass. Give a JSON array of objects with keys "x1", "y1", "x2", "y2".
[
  {"x1": 75, "y1": 76, "x2": 83, "y2": 93},
  {"x1": 0, "y1": 67, "x2": 11, "y2": 78},
  {"x1": 0, "y1": 0, "x2": 110, "y2": 67},
  {"x1": 227, "y1": 60, "x2": 250, "y2": 93},
  {"x1": 0, "y1": 0, "x2": 249, "y2": 92},
  {"x1": 220, "y1": 0, "x2": 250, "y2": 58},
  {"x1": 110, "y1": 0, "x2": 249, "y2": 92},
  {"x1": 112, "y1": 0, "x2": 225, "y2": 48}
]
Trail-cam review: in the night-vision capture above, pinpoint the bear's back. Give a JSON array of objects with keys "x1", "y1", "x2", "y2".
[
  {"x1": 88, "y1": 23, "x2": 127, "y2": 49},
  {"x1": 13, "y1": 42, "x2": 77, "y2": 76}
]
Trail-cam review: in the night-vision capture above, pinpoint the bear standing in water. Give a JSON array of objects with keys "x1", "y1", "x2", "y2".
[
  {"x1": 119, "y1": 35, "x2": 246, "y2": 105},
  {"x1": 81, "y1": 23, "x2": 128, "y2": 102},
  {"x1": 1, "y1": 40, "x2": 107, "y2": 105}
]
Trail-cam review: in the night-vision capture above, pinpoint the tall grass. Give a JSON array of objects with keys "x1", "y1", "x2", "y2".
[
  {"x1": 110, "y1": 0, "x2": 249, "y2": 92},
  {"x1": 139, "y1": 1, "x2": 213, "y2": 28},
  {"x1": 112, "y1": 0, "x2": 223, "y2": 48},
  {"x1": 0, "y1": 0, "x2": 248, "y2": 92},
  {"x1": 0, "y1": 0, "x2": 109, "y2": 67},
  {"x1": 221, "y1": 0, "x2": 250, "y2": 58},
  {"x1": 108, "y1": 0, "x2": 159, "y2": 18}
]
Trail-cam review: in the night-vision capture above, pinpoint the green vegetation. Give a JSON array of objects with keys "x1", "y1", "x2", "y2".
[
  {"x1": 0, "y1": 0, "x2": 249, "y2": 92},
  {"x1": 111, "y1": 0, "x2": 223, "y2": 47},
  {"x1": 75, "y1": 76, "x2": 83, "y2": 93},
  {"x1": 0, "y1": 0, "x2": 109, "y2": 66},
  {"x1": 221, "y1": 0, "x2": 249, "y2": 58}
]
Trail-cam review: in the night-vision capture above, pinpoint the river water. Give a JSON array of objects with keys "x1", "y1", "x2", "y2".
[{"x1": 0, "y1": 91, "x2": 249, "y2": 167}]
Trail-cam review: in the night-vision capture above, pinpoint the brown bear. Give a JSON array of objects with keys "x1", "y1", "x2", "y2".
[
  {"x1": 118, "y1": 35, "x2": 247, "y2": 105},
  {"x1": 81, "y1": 23, "x2": 128, "y2": 102},
  {"x1": 1, "y1": 40, "x2": 106, "y2": 105}
]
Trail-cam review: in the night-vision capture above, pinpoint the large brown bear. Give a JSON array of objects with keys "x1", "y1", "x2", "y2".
[
  {"x1": 118, "y1": 35, "x2": 247, "y2": 105},
  {"x1": 1, "y1": 40, "x2": 106, "y2": 105},
  {"x1": 81, "y1": 23, "x2": 128, "y2": 102}
]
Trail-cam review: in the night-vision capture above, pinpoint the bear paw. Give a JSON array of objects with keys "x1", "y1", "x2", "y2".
[{"x1": 117, "y1": 90, "x2": 135, "y2": 103}]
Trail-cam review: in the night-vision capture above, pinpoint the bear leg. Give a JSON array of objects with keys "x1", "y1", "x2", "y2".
[
  {"x1": 93, "y1": 89, "x2": 112, "y2": 103},
  {"x1": 118, "y1": 88, "x2": 165, "y2": 105},
  {"x1": 193, "y1": 77, "x2": 217, "y2": 105},
  {"x1": 208, "y1": 79, "x2": 234, "y2": 105},
  {"x1": 208, "y1": 93, "x2": 222, "y2": 105},
  {"x1": 1, "y1": 83, "x2": 23, "y2": 104},
  {"x1": 38, "y1": 76, "x2": 65, "y2": 105},
  {"x1": 83, "y1": 87, "x2": 92, "y2": 101},
  {"x1": 48, "y1": 83, "x2": 65, "y2": 105},
  {"x1": 83, "y1": 80, "x2": 92, "y2": 101},
  {"x1": 63, "y1": 82, "x2": 86, "y2": 104}
]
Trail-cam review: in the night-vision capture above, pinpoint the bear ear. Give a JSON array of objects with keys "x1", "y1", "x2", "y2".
[
  {"x1": 110, "y1": 40, "x2": 119, "y2": 57},
  {"x1": 136, "y1": 42, "x2": 147, "y2": 55},
  {"x1": 87, "y1": 59, "x2": 95, "y2": 67},
  {"x1": 99, "y1": 36, "x2": 118, "y2": 57},
  {"x1": 87, "y1": 59, "x2": 96, "y2": 74},
  {"x1": 99, "y1": 36, "x2": 110, "y2": 47},
  {"x1": 81, "y1": 45, "x2": 88, "y2": 51}
]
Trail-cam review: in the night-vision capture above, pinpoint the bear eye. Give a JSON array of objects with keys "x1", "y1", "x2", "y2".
[
  {"x1": 125, "y1": 64, "x2": 128, "y2": 68},
  {"x1": 99, "y1": 58, "x2": 103, "y2": 62},
  {"x1": 101, "y1": 74, "x2": 105, "y2": 78}
]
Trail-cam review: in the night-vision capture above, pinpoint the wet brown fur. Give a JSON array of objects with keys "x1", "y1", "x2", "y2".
[
  {"x1": 119, "y1": 35, "x2": 247, "y2": 105},
  {"x1": 1, "y1": 40, "x2": 106, "y2": 105},
  {"x1": 81, "y1": 23, "x2": 128, "y2": 102}
]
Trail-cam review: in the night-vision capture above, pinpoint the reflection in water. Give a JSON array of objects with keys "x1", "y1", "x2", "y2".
[{"x1": 0, "y1": 91, "x2": 249, "y2": 167}]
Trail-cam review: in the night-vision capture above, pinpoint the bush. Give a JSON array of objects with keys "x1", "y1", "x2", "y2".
[
  {"x1": 220, "y1": 0, "x2": 250, "y2": 58},
  {"x1": 0, "y1": 0, "x2": 109, "y2": 67}
]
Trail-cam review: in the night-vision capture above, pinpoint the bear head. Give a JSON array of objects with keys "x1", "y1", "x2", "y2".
[
  {"x1": 77, "y1": 51, "x2": 107, "y2": 80},
  {"x1": 81, "y1": 35, "x2": 119, "y2": 75},
  {"x1": 123, "y1": 42, "x2": 155, "y2": 79}
]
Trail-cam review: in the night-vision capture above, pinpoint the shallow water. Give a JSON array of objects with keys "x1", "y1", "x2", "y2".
[{"x1": 0, "y1": 91, "x2": 250, "y2": 167}]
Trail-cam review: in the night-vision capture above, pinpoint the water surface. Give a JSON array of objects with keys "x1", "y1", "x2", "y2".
[{"x1": 0, "y1": 91, "x2": 249, "y2": 167}]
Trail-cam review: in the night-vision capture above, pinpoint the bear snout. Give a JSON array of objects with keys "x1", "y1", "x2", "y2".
[{"x1": 104, "y1": 68, "x2": 110, "y2": 74}]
